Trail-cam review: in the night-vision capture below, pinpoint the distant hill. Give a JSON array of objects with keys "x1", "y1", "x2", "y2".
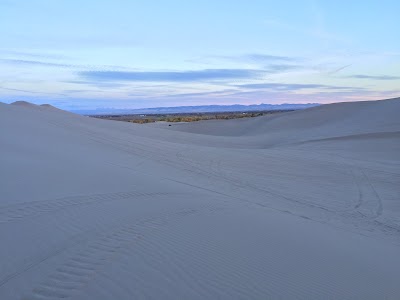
[{"x1": 70, "y1": 103, "x2": 320, "y2": 115}]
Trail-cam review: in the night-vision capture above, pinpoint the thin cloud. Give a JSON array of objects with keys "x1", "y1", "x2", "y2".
[
  {"x1": 78, "y1": 69, "x2": 265, "y2": 82},
  {"x1": 347, "y1": 74, "x2": 400, "y2": 80},
  {"x1": 328, "y1": 64, "x2": 352, "y2": 74},
  {"x1": 243, "y1": 54, "x2": 299, "y2": 62},
  {"x1": 0, "y1": 58, "x2": 131, "y2": 71},
  {"x1": 237, "y1": 83, "x2": 365, "y2": 91},
  {"x1": 186, "y1": 53, "x2": 300, "y2": 65},
  {"x1": 165, "y1": 89, "x2": 238, "y2": 98},
  {"x1": 0, "y1": 58, "x2": 70, "y2": 68},
  {"x1": 0, "y1": 86, "x2": 67, "y2": 96},
  {"x1": 65, "y1": 80, "x2": 128, "y2": 88},
  {"x1": 265, "y1": 64, "x2": 300, "y2": 72},
  {"x1": 0, "y1": 50, "x2": 68, "y2": 60}
]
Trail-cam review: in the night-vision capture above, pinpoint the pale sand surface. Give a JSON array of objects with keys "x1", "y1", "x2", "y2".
[{"x1": 1, "y1": 98, "x2": 399, "y2": 299}]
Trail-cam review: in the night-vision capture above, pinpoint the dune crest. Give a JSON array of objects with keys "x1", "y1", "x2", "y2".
[
  {"x1": 166, "y1": 98, "x2": 400, "y2": 139},
  {"x1": 10, "y1": 100, "x2": 38, "y2": 107}
]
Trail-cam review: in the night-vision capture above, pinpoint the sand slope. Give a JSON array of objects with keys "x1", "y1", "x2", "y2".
[{"x1": 1, "y1": 99, "x2": 399, "y2": 299}]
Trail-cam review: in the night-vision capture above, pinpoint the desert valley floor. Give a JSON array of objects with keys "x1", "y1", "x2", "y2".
[{"x1": 1, "y1": 98, "x2": 400, "y2": 299}]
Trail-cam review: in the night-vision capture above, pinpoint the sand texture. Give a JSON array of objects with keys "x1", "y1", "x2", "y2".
[{"x1": 1, "y1": 98, "x2": 399, "y2": 299}]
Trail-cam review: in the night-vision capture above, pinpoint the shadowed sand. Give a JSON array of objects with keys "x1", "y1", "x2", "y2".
[{"x1": 1, "y1": 98, "x2": 399, "y2": 299}]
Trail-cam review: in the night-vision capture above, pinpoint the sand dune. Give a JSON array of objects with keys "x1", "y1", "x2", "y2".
[
  {"x1": 1, "y1": 98, "x2": 399, "y2": 299},
  {"x1": 166, "y1": 98, "x2": 399, "y2": 140}
]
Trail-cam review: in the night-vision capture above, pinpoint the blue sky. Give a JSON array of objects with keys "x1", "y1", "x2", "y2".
[{"x1": 1, "y1": 0, "x2": 399, "y2": 109}]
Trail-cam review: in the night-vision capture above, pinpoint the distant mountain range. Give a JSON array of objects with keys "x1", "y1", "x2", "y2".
[{"x1": 71, "y1": 103, "x2": 320, "y2": 115}]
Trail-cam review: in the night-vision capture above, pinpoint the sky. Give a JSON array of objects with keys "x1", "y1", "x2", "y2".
[{"x1": 1, "y1": 0, "x2": 399, "y2": 110}]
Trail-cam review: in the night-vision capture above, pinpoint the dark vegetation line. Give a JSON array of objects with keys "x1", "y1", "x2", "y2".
[{"x1": 90, "y1": 110, "x2": 293, "y2": 124}]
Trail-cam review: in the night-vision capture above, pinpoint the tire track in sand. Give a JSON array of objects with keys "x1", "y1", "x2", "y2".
[
  {"x1": 0, "y1": 191, "x2": 165, "y2": 225},
  {"x1": 351, "y1": 167, "x2": 383, "y2": 219}
]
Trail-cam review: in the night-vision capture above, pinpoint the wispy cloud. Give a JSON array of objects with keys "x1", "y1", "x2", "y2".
[
  {"x1": 0, "y1": 86, "x2": 67, "y2": 96},
  {"x1": 237, "y1": 83, "x2": 364, "y2": 91},
  {"x1": 265, "y1": 64, "x2": 300, "y2": 72},
  {"x1": 243, "y1": 54, "x2": 298, "y2": 62},
  {"x1": 0, "y1": 58, "x2": 70, "y2": 68},
  {"x1": 65, "y1": 80, "x2": 128, "y2": 88},
  {"x1": 0, "y1": 58, "x2": 134, "y2": 72},
  {"x1": 165, "y1": 89, "x2": 238, "y2": 98},
  {"x1": 78, "y1": 69, "x2": 265, "y2": 83},
  {"x1": 327, "y1": 64, "x2": 352, "y2": 75},
  {"x1": 347, "y1": 74, "x2": 400, "y2": 80},
  {"x1": 0, "y1": 49, "x2": 68, "y2": 60},
  {"x1": 187, "y1": 53, "x2": 300, "y2": 66}
]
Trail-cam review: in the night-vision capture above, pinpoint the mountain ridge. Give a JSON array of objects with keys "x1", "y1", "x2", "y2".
[{"x1": 70, "y1": 103, "x2": 320, "y2": 115}]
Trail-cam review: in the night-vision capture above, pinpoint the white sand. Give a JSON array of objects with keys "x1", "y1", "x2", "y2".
[{"x1": 1, "y1": 98, "x2": 399, "y2": 299}]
